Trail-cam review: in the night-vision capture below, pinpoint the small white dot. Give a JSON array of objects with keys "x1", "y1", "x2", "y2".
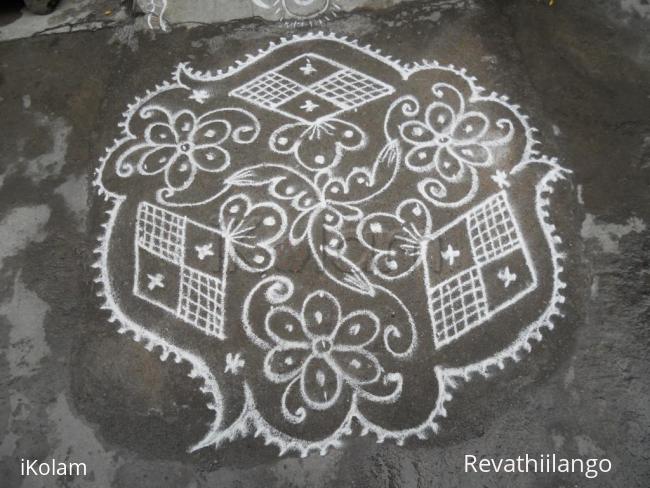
[
  {"x1": 344, "y1": 130, "x2": 354, "y2": 138},
  {"x1": 263, "y1": 216, "x2": 276, "y2": 226},
  {"x1": 278, "y1": 137, "x2": 288, "y2": 145},
  {"x1": 316, "y1": 370, "x2": 326, "y2": 387},
  {"x1": 314, "y1": 155, "x2": 325, "y2": 164},
  {"x1": 254, "y1": 254, "x2": 265, "y2": 264}
]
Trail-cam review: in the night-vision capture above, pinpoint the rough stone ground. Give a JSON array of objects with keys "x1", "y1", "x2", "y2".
[{"x1": 0, "y1": 0, "x2": 649, "y2": 487}]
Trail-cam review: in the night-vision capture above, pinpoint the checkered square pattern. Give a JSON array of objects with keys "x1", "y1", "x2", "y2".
[
  {"x1": 178, "y1": 266, "x2": 225, "y2": 338},
  {"x1": 429, "y1": 266, "x2": 488, "y2": 347},
  {"x1": 466, "y1": 192, "x2": 520, "y2": 265},
  {"x1": 230, "y1": 53, "x2": 394, "y2": 121},
  {"x1": 426, "y1": 191, "x2": 534, "y2": 349},
  {"x1": 134, "y1": 202, "x2": 226, "y2": 339}
]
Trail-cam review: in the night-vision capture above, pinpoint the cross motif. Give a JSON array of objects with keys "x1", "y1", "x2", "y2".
[
  {"x1": 441, "y1": 244, "x2": 460, "y2": 266},
  {"x1": 491, "y1": 170, "x2": 511, "y2": 189},
  {"x1": 189, "y1": 89, "x2": 209, "y2": 104},
  {"x1": 147, "y1": 273, "x2": 165, "y2": 291},
  {"x1": 497, "y1": 267, "x2": 517, "y2": 288},
  {"x1": 195, "y1": 243, "x2": 214, "y2": 260},
  {"x1": 224, "y1": 352, "x2": 245, "y2": 375},
  {"x1": 299, "y1": 59, "x2": 317, "y2": 76},
  {"x1": 300, "y1": 100, "x2": 319, "y2": 113}
]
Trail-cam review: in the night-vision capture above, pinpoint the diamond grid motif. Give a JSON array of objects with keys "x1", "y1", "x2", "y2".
[
  {"x1": 429, "y1": 266, "x2": 489, "y2": 347},
  {"x1": 230, "y1": 53, "x2": 394, "y2": 122},
  {"x1": 136, "y1": 202, "x2": 186, "y2": 265},
  {"x1": 178, "y1": 265, "x2": 225, "y2": 338},
  {"x1": 310, "y1": 69, "x2": 393, "y2": 110},
  {"x1": 467, "y1": 192, "x2": 521, "y2": 265},
  {"x1": 230, "y1": 71, "x2": 304, "y2": 109},
  {"x1": 134, "y1": 202, "x2": 226, "y2": 339}
]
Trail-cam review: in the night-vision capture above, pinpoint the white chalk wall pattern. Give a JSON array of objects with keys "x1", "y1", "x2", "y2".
[
  {"x1": 137, "y1": 0, "x2": 360, "y2": 30},
  {"x1": 94, "y1": 33, "x2": 569, "y2": 457}
]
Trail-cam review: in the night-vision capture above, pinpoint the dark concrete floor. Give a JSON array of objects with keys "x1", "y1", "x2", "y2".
[{"x1": 0, "y1": 1, "x2": 649, "y2": 487}]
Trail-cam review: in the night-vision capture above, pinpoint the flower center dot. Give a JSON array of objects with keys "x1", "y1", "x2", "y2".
[
  {"x1": 313, "y1": 339, "x2": 332, "y2": 355},
  {"x1": 180, "y1": 143, "x2": 192, "y2": 152}
]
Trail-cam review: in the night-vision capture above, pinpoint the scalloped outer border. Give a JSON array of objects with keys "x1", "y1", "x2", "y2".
[{"x1": 92, "y1": 31, "x2": 569, "y2": 458}]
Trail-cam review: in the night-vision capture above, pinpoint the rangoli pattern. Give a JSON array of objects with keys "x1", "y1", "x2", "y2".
[{"x1": 95, "y1": 33, "x2": 569, "y2": 457}]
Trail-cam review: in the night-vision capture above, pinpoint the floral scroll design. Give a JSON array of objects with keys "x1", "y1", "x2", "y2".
[
  {"x1": 114, "y1": 106, "x2": 260, "y2": 203},
  {"x1": 95, "y1": 33, "x2": 568, "y2": 458},
  {"x1": 390, "y1": 83, "x2": 515, "y2": 208}
]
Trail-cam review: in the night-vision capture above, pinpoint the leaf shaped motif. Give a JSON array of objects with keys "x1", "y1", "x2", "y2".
[
  {"x1": 308, "y1": 207, "x2": 375, "y2": 296},
  {"x1": 226, "y1": 163, "x2": 321, "y2": 213}
]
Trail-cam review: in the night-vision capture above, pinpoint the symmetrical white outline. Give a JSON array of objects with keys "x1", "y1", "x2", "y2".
[{"x1": 94, "y1": 32, "x2": 569, "y2": 457}]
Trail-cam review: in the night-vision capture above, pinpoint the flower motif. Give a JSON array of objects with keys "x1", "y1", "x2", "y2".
[
  {"x1": 226, "y1": 163, "x2": 376, "y2": 295},
  {"x1": 399, "y1": 83, "x2": 513, "y2": 179},
  {"x1": 114, "y1": 106, "x2": 259, "y2": 198},
  {"x1": 263, "y1": 291, "x2": 381, "y2": 412}
]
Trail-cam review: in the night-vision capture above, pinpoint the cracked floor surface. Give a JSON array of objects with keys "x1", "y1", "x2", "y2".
[{"x1": 0, "y1": 0, "x2": 649, "y2": 487}]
